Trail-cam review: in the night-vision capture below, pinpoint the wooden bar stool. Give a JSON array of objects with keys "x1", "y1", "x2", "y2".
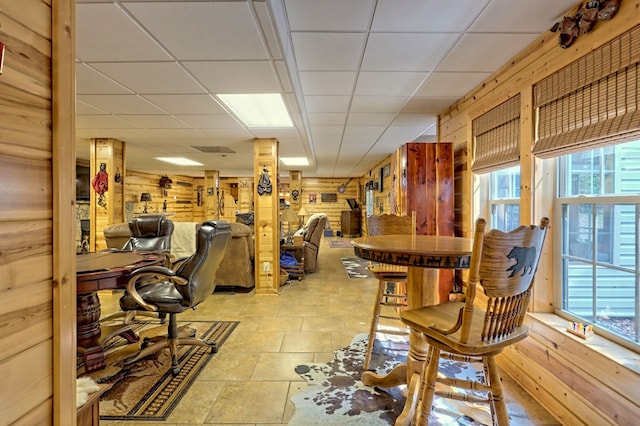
[{"x1": 363, "y1": 212, "x2": 416, "y2": 371}]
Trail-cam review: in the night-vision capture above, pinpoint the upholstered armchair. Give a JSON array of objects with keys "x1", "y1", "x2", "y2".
[
  {"x1": 215, "y1": 222, "x2": 255, "y2": 289},
  {"x1": 120, "y1": 220, "x2": 231, "y2": 375},
  {"x1": 301, "y1": 214, "x2": 328, "y2": 273}
]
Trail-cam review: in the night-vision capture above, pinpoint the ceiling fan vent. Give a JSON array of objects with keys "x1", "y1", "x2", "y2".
[{"x1": 191, "y1": 146, "x2": 236, "y2": 154}]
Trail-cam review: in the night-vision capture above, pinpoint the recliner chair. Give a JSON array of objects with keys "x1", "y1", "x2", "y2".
[{"x1": 119, "y1": 220, "x2": 231, "y2": 375}]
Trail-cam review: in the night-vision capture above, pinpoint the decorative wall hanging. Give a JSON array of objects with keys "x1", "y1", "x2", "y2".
[
  {"x1": 257, "y1": 165, "x2": 272, "y2": 196},
  {"x1": 291, "y1": 189, "x2": 299, "y2": 201},
  {"x1": 550, "y1": 0, "x2": 620, "y2": 49},
  {"x1": 91, "y1": 162, "x2": 108, "y2": 208},
  {"x1": 197, "y1": 186, "x2": 204, "y2": 206},
  {"x1": 114, "y1": 167, "x2": 122, "y2": 183},
  {"x1": 321, "y1": 193, "x2": 337, "y2": 203},
  {"x1": 159, "y1": 175, "x2": 173, "y2": 196}
]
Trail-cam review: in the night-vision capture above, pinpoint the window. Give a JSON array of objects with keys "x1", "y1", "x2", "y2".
[
  {"x1": 489, "y1": 166, "x2": 520, "y2": 232},
  {"x1": 475, "y1": 166, "x2": 521, "y2": 232},
  {"x1": 557, "y1": 139, "x2": 640, "y2": 349}
]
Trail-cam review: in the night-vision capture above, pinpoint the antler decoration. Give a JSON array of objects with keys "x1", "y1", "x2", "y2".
[{"x1": 550, "y1": 0, "x2": 620, "y2": 49}]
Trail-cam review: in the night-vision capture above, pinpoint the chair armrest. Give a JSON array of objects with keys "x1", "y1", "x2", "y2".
[{"x1": 126, "y1": 266, "x2": 188, "y2": 311}]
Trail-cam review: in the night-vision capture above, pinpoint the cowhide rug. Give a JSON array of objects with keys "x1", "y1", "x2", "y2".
[{"x1": 289, "y1": 333, "x2": 496, "y2": 425}]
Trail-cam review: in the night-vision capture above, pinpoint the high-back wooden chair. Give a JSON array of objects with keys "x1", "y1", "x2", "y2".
[
  {"x1": 363, "y1": 212, "x2": 416, "y2": 371},
  {"x1": 397, "y1": 217, "x2": 550, "y2": 426}
]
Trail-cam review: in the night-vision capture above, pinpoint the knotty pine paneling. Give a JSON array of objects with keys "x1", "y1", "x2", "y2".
[
  {"x1": 0, "y1": 0, "x2": 62, "y2": 422},
  {"x1": 299, "y1": 178, "x2": 360, "y2": 233},
  {"x1": 438, "y1": 2, "x2": 640, "y2": 423}
]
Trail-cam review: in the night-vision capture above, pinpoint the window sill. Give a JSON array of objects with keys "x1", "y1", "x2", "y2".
[{"x1": 528, "y1": 312, "x2": 639, "y2": 375}]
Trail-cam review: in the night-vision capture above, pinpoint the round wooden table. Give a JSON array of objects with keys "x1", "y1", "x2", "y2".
[
  {"x1": 351, "y1": 235, "x2": 473, "y2": 406},
  {"x1": 76, "y1": 251, "x2": 164, "y2": 372}
]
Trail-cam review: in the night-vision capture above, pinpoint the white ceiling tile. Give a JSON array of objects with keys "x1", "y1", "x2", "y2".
[
  {"x1": 469, "y1": 0, "x2": 578, "y2": 33},
  {"x1": 76, "y1": 64, "x2": 132, "y2": 95},
  {"x1": 141, "y1": 95, "x2": 227, "y2": 115},
  {"x1": 304, "y1": 96, "x2": 351, "y2": 113},
  {"x1": 251, "y1": 128, "x2": 300, "y2": 138},
  {"x1": 391, "y1": 114, "x2": 437, "y2": 127},
  {"x1": 299, "y1": 72, "x2": 357, "y2": 95},
  {"x1": 76, "y1": 115, "x2": 140, "y2": 129},
  {"x1": 90, "y1": 62, "x2": 205, "y2": 95},
  {"x1": 310, "y1": 126, "x2": 345, "y2": 138},
  {"x1": 291, "y1": 33, "x2": 367, "y2": 71},
  {"x1": 76, "y1": 3, "x2": 171, "y2": 62},
  {"x1": 355, "y1": 72, "x2": 427, "y2": 96},
  {"x1": 124, "y1": 1, "x2": 269, "y2": 60},
  {"x1": 175, "y1": 115, "x2": 244, "y2": 129},
  {"x1": 284, "y1": 0, "x2": 375, "y2": 31},
  {"x1": 200, "y1": 128, "x2": 255, "y2": 139},
  {"x1": 347, "y1": 113, "x2": 396, "y2": 126},
  {"x1": 343, "y1": 125, "x2": 387, "y2": 139},
  {"x1": 117, "y1": 115, "x2": 192, "y2": 129},
  {"x1": 308, "y1": 113, "x2": 347, "y2": 126},
  {"x1": 415, "y1": 72, "x2": 491, "y2": 97},
  {"x1": 350, "y1": 96, "x2": 409, "y2": 113},
  {"x1": 76, "y1": 100, "x2": 109, "y2": 115},
  {"x1": 77, "y1": 95, "x2": 168, "y2": 115},
  {"x1": 372, "y1": 0, "x2": 489, "y2": 32},
  {"x1": 183, "y1": 61, "x2": 281, "y2": 93},
  {"x1": 362, "y1": 33, "x2": 459, "y2": 72},
  {"x1": 402, "y1": 97, "x2": 459, "y2": 114},
  {"x1": 437, "y1": 33, "x2": 539, "y2": 72}
]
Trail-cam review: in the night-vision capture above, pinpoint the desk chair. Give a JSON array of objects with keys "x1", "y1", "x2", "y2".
[
  {"x1": 120, "y1": 220, "x2": 231, "y2": 375},
  {"x1": 363, "y1": 212, "x2": 416, "y2": 371},
  {"x1": 397, "y1": 218, "x2": 549, "y2": 426},
  {"x1": 101, "y1": 215, "x2": 174, "y2": 324}
]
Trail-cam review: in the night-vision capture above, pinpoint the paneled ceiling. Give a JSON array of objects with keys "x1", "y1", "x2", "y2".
[{"x1": 75, "y1": 0, "x2": 578, "y2": 178}]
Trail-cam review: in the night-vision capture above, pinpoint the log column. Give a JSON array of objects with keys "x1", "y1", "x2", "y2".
[
  {"x1": 90, "y1": 138, "x2": 125, "y2": 251},
  {"x1": 204, "y1": 170, "x2": 220, "y2": 220},
  {"x1": 254, "y1": 138, "x2": 280, "y2": 294}
]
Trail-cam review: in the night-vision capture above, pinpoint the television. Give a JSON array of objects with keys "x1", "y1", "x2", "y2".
[
  {"x1": 76, "y1": 165, "x2": 91, "y2": 201},
  {"x1": 346, "y1": 199, "x2": 359, "y2": 210}
]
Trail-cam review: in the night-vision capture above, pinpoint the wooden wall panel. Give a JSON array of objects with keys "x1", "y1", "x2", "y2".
[
  {"x1": 438, "y1": 2, "x2": 640, "y2": 423},
  {"x1": 0, "y1": 0, "x2": 72, "y2": 422}
]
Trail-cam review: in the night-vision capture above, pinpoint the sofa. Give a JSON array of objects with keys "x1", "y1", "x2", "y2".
[
  {"x1": 295, "y1": 213, "x2": 328, "y2": 273},
  {"x1": 103, "y1": 220, "x2": 255, "y2": 289}
]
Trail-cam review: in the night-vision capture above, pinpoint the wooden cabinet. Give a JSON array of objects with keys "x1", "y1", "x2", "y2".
[
  {"x1": 396, "y1": 142, "x2": 455, "y2": 301},
  {"x1": 340, "y1": 210, "x2": 361, "y2": 237}
]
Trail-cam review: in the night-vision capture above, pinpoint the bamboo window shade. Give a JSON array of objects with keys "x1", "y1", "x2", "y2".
[
  {"x1": 471, "y1": 94, "x2": 521, "y2": 174},
  {"x1": 533, "y1": 24, "x2": 640, "y2": 158}
]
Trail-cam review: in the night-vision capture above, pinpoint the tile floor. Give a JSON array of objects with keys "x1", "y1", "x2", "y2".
[{"x1": 98, "y1": 238, "x2": 559, "y2": 426}]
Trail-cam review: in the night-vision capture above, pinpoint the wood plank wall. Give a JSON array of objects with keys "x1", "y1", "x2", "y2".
[
  {"x1": 438, "y1": 1, "x2": 640, "y2": 423},
  {"x1": 0, "y1": 0, "x2": 69, "y2": 423}
]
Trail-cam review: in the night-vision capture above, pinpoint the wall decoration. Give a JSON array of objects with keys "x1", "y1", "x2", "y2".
[
  {"x1": 321, "y1": 193, "x2": 338, "y2": 203},
  {"x1": 308, "y1": 193, "x2": 317, "y2": 203},
  {"x1": 383, "y1": 163, "x2": 391, "y2": 177},
  {"x1": 291, "y1": 189, "x2": 299, "y2": 201},
  {"x1": 197, "y1": 186, "x2": 204, "y2": 206},
  {"x1": 257, "y1": 165, "x2": 272, "y2": 196},
  {"x1": 550, "y1": 0, "x2": 620, "y2": 49},
  {"x1": 159, "y1": 175, "x2": 173, "y2": 196},
  {"x1": 91, "y1": 162, "x2": 108, "y2": 208}
]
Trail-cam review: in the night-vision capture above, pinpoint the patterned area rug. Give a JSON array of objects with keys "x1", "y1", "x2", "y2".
[
  {"x1": 341, "y1": 257, "x2": 375, "y2": 278},
  {"x1": 289, "y1": 333, "x2": 496, "y2": 425},
  {"x1": 77, "y1": 320, "x2": 238, "y2": 421},
  {"x1": 329, "y1": 239, "x2": 355, "y2": 248}
]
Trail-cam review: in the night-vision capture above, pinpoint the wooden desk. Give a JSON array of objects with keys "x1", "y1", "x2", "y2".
[
  {"x1": 351, "y1": 235, "x2": 472, "y2": 395},
  {"x1": 76, "y1": 251, "x2": 163, "y2": 372}
]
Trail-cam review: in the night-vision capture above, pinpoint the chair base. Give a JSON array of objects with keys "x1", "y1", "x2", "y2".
[
  {"x1": 124, "y1": 315, "x2": 217, "y2": 376},
  {"x1": 101, "y1": 309, "x2": 167, "y2": 324}
]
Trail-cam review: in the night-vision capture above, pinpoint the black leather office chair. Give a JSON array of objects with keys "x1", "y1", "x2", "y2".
[
  {"x1": 119, "y1": 220, "x2": 231, "y2": 375},
  {"x1": 101, "y1": 215, "x2": 175, "y2": 323}
]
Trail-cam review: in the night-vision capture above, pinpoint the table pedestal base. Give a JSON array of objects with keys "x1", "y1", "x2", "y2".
[{"x1": 78, "y1": 324, "x2": 139, "y2": 372}]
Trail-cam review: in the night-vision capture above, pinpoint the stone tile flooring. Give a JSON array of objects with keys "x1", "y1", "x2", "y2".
[{"x1": 97, "y1": 238, "x2": 559, "y2": 426}]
